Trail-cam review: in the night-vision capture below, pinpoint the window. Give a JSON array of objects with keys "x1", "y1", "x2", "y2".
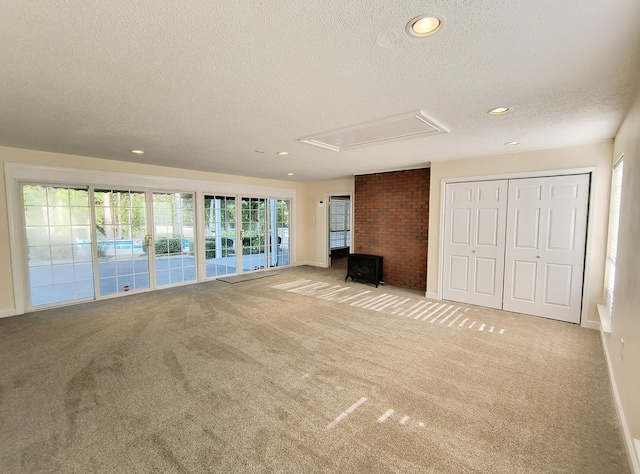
[
  {"x1": 330, "y1": 197, "x2": 350, "y2": 249},
  {"x1": 603, "y1": 156, "x2": 624, "y2": 318}
]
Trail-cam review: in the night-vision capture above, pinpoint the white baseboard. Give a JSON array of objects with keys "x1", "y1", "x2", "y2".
[
  {"x1": 425, "y1": 292, "x2": 439, "y2": 300},
  {"x1": 581, "y1": 319, "x2": 600, "y2": 330},
  {"x1": 293, "y1": 261, "x2": 327, "y2": 268},
  {"x1": 599, "y1": 328, "x2": 640, "y2": 474},
  {"x1": 0, "y1": 308, "x2": 18, "y2": 318}
]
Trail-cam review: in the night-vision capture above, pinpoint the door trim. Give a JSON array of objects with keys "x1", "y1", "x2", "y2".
[{"x1": 438, "y1": 166, "x2": 597, "y2": 327}]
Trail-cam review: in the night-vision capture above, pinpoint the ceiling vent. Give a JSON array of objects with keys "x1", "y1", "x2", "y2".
[{"x1": 300, "y1": 111, "x2": 449, "y2": 152}]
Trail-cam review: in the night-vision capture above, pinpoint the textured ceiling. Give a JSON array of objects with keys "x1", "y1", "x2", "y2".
[{"x1": 1, "y1": 1, "x2": 640, "y2": 182}]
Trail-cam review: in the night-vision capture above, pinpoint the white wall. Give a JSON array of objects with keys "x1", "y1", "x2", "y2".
[
  {"x1": 608, "y1": 90, "x2": 640, "y2": 460},
  {"x1": 427, "y1": 141, "x2": 613, "y2": 325}
]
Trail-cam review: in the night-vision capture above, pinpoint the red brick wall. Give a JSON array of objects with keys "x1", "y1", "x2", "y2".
[{"x1": 354, "y1": 168, "x2": 430, "y2": 291}]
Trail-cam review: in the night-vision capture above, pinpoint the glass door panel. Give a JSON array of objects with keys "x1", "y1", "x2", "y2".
[
  {"x1": 153, "y1": 192, "x2": 195, "y2": 286},
  {"x1": 203, "y1": 195, "x2": 237, "y2": 278},
  {"x1": 94, "y1": 189, "x2": 149, "y2": 296},
  {"x1": 23, "y1": 185, "x2": 94, "y2": 307},
  {"x1": 270, "y1": 199, "x2": 290, "y2": 267},
  {"x1": 241, "y1": 198, "x2": 267, "y2": 272}
]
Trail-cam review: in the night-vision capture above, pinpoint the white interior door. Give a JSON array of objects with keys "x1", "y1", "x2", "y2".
[
  {"x1": 442, "y1": 180, "x2": 507, "y2": 309},
  {"x1": 503, "y1": 174, "x2": 590, "y2": 323}
]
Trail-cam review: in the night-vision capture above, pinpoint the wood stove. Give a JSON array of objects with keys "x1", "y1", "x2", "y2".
[{"x1": 345, "y1": 253, "x2": 383, "y2": 287}]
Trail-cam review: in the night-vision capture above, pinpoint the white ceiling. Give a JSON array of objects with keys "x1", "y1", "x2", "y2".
[{"x1": 1, "y1": 1, "x2": 640, "y2": 182}]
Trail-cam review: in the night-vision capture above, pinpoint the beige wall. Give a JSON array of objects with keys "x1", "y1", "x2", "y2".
[
  {"x1": 427, "y1": 141, "x2": 613, "y2": 325},
  {"x1": 0, "y1": 146, "x2": 310, "y2": 314},
  {"x1": 609, "y1": 91, "x2": 640, "y2": 446},
  {"x1": 304, "y1": 178, "x2": 355, "y2": 266}
]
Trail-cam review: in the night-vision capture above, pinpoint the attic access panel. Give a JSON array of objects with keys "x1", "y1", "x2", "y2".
[{"x1": 300, "y1": 111, "x2": 449, "y2": 151}]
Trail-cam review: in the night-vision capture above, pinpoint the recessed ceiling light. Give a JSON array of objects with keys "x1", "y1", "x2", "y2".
[
  {"x1": 277, "y1": 151, "x2": 289, "y2": 156},
  {"x1": 488, "y1": 107, "x2": 510, "y2": 115},
  {"x1": 131, "y1": 149, "x2": 144, "y2": 155},
  {"x1": 505, "y1": 141, "x2": 520, "y2": 145},
  {"x1": 254, "y1": 149, "x2": 266, "y2": 154},
  {"x1": 406, "y1": 15, "x2": 442, "y2": 37},
  {"x1": 287, "y1": 173, "x2": 294, "y2": 176}
]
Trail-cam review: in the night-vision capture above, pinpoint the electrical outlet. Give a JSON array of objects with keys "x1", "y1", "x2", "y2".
[{"x1": 620, "y1": 338, "x2": 625, "y2": 360}]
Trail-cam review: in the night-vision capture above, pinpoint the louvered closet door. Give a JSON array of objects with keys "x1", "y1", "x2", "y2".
[
  {"x1": 442, "y1": 180, "x2": 507, "y2": 309},
  {"x1": 503, "y1": 174, "x2": 589, "y2": 323}
]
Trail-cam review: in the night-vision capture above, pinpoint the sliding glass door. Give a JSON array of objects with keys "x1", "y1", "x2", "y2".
[
  {"x1": 270, "y1": 199, "x2": 290, "y2": 267},
  {"x1": 240, "y1": 197, "x2": 290, "y2": 272},
  {"x1": 94, "y1": 189, "x2": 150, "y2": 296},
  {"x1": 152, "y1": 192, "x2": 196, "y2": 286},
  {"x1": 204, "y1": 195, "x2": 237, "y2": 278},
  {"x1": 23, "y1": 185, "x2": 94, "y2": 307},
  {"x1": 20, "y1": 181, "x2": 292, "y2": 310},
  {"x1": 241, "y1": 198, "x2": 267, "y2": 272}
]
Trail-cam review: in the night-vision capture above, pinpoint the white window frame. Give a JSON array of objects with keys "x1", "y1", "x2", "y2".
[{"x1": 599, "y1": 154, "x2": 624, "y2": 333}]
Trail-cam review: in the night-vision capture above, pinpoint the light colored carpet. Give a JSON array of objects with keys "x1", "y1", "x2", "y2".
[
  {"x1": 218, "y1": 271, "x2": 279, "y2": 284},
  {"x1": 0, "y1": 262, "x2": 630, "y2": 473}
]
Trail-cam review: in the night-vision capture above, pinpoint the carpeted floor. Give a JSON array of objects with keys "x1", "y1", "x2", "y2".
[
  {"x1": 218, "y1": 271, "x2": 279, "y2": 284},
  {"x1": 0, "y1": 262, "x2": 631, "y2": 473}
]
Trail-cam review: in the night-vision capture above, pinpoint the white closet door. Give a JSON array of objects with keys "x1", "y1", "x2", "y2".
[
  {"x1": 443, "y1": 180, "x2": 507, "y2": 309},
  {"x1": 503, "y1": 174, "x2": 590, "y2": 323},
  {"x1": 443, "y1": 182, "x2": 474, "y2": 304}
]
